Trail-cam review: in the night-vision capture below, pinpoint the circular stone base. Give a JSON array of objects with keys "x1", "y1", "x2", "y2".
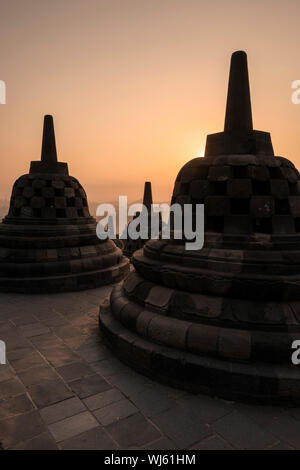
[
  {"x1": 0, "y1": 259, "x2": 129, "y2": 294},
  {"x1": 99, "y1": 303, "x2": 300, "y2": 406}
]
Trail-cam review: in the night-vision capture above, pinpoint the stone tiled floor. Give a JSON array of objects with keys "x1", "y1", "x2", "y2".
[{"x1": 0, "y1": 284, "x2": 298, "y2": 450}]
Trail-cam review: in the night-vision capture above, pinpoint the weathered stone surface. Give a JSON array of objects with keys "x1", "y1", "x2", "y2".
[
  {"x1": 0, "y1": 115, "x2": 129, "y2": 293},
  {"x1": 100, "y1": 50, "x2": 300, "y2": 405}
]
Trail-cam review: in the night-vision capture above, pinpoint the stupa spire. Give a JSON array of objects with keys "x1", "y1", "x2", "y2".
[
  {"x1": 143, "y1": 181, "x2": 153, "y2": 211},
  {"x1": 30, "y1": 115, "x2": 68, "y2": 175},
  {"x1": 41, "y1": 115, "x2": 58, "y2": 164},
  {"x1": 205, "y1": 50, "x2": 274, "y2": 157},
  {"x1": 224, "y1": 50, "x2": 253, "y2": 132}
]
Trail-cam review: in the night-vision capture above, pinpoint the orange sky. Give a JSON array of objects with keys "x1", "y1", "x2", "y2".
[{"x1": 0, "y1": 0, "x2": 300, "y2": 205}]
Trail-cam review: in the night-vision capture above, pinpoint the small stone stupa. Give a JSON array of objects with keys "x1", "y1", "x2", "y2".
[
  {"x1": 123, "y1": 181, "x2": 159, "y2": 258},
  {"x1": 0, "y1": 115, "x2": 129, "y2": 293},
  {"x1": 100, "y1": 51, "x2": 300, "y2": 404}
]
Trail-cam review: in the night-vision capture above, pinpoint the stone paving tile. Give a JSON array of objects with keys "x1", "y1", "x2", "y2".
[
  {"x1": 141, "y1": 438, "x2": 177, "y2": 450},
  {"x1": 18, "y1": 323, "x2": 51, "y2": 338},
  {"x1": 235, "y1": 402, "x2": 285, "y2": 428},
  {"x1": 30, "y1": 333, "x2": 63, "y2": 348},
  {"x1": 83, "y1": 388, "x2": 124, "y2": 411},
  {"x1": 0, "y1": 320, "x2": 14, "y2": 333},
  {"x1": 106, "y1": 413, "x2": 161, "y2": 448},
  {"x1": 0, "y1": 377, "x2": 25, "y2": 399},
  {"x1": 267, "y1": 441, "x2": 294, "y2": 450},
  {"x1": 68, "y1": 374, "x2": 112, "y2": 399},
  {"x1": 48, "y1": 411, "x2": 98, "y2": 442},
  {"x1": 40, "y1": 397, "x2": 86, "y2": 425},
  {"x1": 0, "y1": 364, "x2": 15, "y2": 383},
  {"x1": 151, "y1": 405, "x2": 211, "y2": 448},
  {"x1": 1, "y1": 287, "x2": 300, "y2": 450},
  {"x1": 51, "y1": 325, "x2": 83, "y2": 341},
  {"x1": 108, "y1": 372, "x2": 152, "y2": 397},
  {"x1": 93, "y1": 399, "x2": 138, "y2": 425},
  {"x1": 75, "y1": 344, "x2": 110, "y2": 363},
  {"x1": 91, "y1": 358, "x2": 129, "y2": 377},
  {"x1": 212, "y1": 411, "x2": 277, "y2": 450},
  {"x1": 286, "y1": 407, "x2": 300, "y2": 421},
  {"x1": 130, "y1": 385, "x2": 177, "y2": 417},
  {"x1": 56, "y1": 361, "x2": 94, "y2": 381},
  {"x1": 40, "y1": 344, "x2": 80, "y2": 368},
  {"x1": 37, "y1": 313, "x2": 67, "y2": 328},
  {"x1": 0, "y1": 411, "x2": 46, "y2": 448},
  {"x1": 190, "y1": 434, "x2": 234, "y2": 450},
  {"x1": 11, "y1": 432, "x2": 58, "y2": 450},
  {"x1": 28, "y1": 379, "x2": 74, "y2": 408},
  {"x1": 0, "y1": 394, "x2": 34, "y2": 420},
  {"x1": 9, "y1": 347, "x2": 45, "y2": 372},
  {"x1": 11, "y1": 314, "x2": 38, "y2": 326},
  {"x1": 4, "y1": 331, "x2": 32, "y2": 351},
  {"x1": 18, "y1": 364, "x2": 59, "y2": 386},
  {"x1": 177, "y1": 394, "x2": 233, "y2": 424},
  {"x1": 260, "y1": 412, "x2": 300, "y2": 448},
  {"x1": 59, "y1": 426, "x2": 119, "y2": 450}
]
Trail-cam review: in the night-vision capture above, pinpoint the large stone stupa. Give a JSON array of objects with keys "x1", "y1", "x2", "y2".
[
  {"x1": 0, "y1": 115, "x2": 129, "y2": 293},
  {"x1": 99, "y1": 51, "x2": 300, "y2": 404}
]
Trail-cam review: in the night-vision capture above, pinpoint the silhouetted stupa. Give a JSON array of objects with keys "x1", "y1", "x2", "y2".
[
  {"x1": 123, "y1": 181, "x2": 160, "y2": 258},
  {"x1": 100, "y1": 51, "x2": 300, "y2": 404},
  {"x1": 0, "y1": 115, "x2": 129, "y2": 293}
]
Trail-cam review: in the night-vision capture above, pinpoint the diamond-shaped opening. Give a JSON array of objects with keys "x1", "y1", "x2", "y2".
[
  {"x1": 230, "y1": 198, "x2": 250, "y2": 215},
  {"x1": 213, "y1": 181, "x2": 227, "y2": 195},
  {"x1": 253, "y1": 180, "x2": 270, "y2": 195},
  {"x1": 56, "y1": 209, "x2": 66, "y2": 218},
  {"x1": 67, "y1": 197, "x2": 75, "y2": 207},
  {"x1": 275, "y1": 199, "x2": 290, "y2": 215},
  {"x1": 269, "y1": 167, "x2": 282, "y2": 178},
  {"x1": 294, "y1": 218, "x2": 300, "y2": 232},
  {"x1": 233, "y1": 166, "x2": 248, "y2": 178},
  {"x1": 206, "y1": 216, "x2": 224, "y2": 232},
  {"x1": 33, "y1": 208, "x2": 42, "y2": 218},
  {"x1": 289, "y1": 182, "x2": 299, "y2": 196},
  {"x1": 253, "y1": 217, "x2": 272, "y2": 233},
  {"x1": 45, "y1": 198, "x2": 55, "y2": 207}
]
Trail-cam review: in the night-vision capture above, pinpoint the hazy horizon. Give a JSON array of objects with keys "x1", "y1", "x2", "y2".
[{"x1": 1, "y1": 0, "x2": 300, "y2": 205}]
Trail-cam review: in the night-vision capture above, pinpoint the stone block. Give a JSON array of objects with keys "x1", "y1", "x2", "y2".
[
  {"x1": 208, "y1": 166, "x2": 231, "y2": 181},
  {"x1": 250, "y1": 196, "x2": 274, "y2": 217}
]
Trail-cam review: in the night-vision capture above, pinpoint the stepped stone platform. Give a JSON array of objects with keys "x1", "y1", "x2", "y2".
[
  {"x1": 0, "y1": 286, "x2": 300, "y2": 450},
  {"x1": 0, "y1": 115, "x2": 129, "y2": 293},
  {"x1": 99, "y1": 51, "x2": 300, "y2": 405}
]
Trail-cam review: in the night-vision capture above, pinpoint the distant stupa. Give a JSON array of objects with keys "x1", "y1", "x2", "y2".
[
  {"x1": 0, "y1": 115, "x2": 129, "y2": 293},
  {"x1": 100, "y1": 51, "x2": 300, "y2": 404},
  {"x1": 123, "y1": 181, "x2": 160, "y2": 258}
]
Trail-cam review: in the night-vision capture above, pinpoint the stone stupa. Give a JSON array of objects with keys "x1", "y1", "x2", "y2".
[
  {"x1": 123, "y1": 181, "x2": 160, "y2": 258},
  {"x1": 99, "y1": 51, "x2": 300, "y2": 404},
  {"x1": 0, "y1": 115, "x2": 129, "y2": 293}
]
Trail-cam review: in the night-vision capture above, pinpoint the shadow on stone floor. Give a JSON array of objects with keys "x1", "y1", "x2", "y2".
[{"x1": 0, "y1": 285, "x2": 299, "y2": 450}]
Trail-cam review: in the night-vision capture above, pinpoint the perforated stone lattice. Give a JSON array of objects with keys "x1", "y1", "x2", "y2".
[
  {"x1": 9, "y1": 174, "x2": 90, "y2": 219},
  {"x1": 172, "y1": 155, "x2": 300, "y2": 234}
]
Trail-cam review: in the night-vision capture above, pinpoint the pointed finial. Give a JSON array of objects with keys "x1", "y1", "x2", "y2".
[
  {"x1": 224, "y1": 51, "x2": 253, "y2": 132},
  {"x1": 41, "y1": 115, "x2": 58, "y2": 164},
  {"x1": 30, "y1": 115, "x2": 68, "y2": 175},
  {"x1": 143, "y1": 182, "x2": 153, "y2": 211},
  {"x1": 204, "y1": 50, "x2": 274, "y2": 157}
]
